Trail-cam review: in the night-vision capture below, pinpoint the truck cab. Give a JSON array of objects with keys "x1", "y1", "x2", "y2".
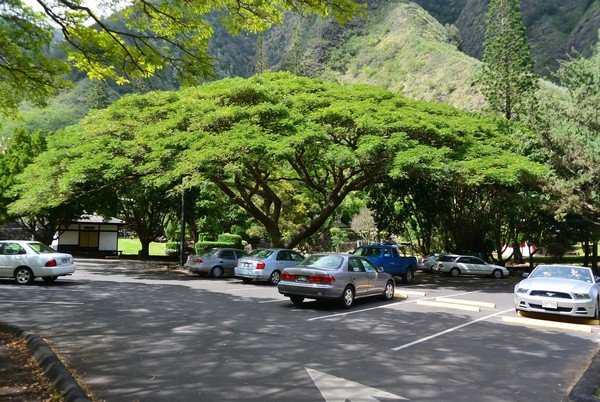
[{"x1": 352, "y1": 244, "x2": 417, "y2": 284}]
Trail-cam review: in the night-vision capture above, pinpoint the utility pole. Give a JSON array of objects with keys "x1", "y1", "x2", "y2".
[{"x1": 180, "y1": 182, "x2": 186, "y2": 266}]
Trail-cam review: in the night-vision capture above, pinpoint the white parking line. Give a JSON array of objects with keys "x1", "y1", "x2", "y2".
[
  {"x1": 308, "y1": 290, "x2": 480, "y2": 322},
  {"x1": 258, "y1": 299, "x2": 287, "y2": 303},
  {"x1": 0, "y1": 300, "x2": 84, "y2": 305},
  {"x1": 391, "y1": 308, "x2": 513, "y2": 351}
]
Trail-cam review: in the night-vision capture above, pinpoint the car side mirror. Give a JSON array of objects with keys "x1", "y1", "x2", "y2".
[
  {"x1": 377, "y1": 267, "x2": 384, "y2": 273},
  {"x1": 522, "y1": 272, "x2": 530, "y2": 278}
]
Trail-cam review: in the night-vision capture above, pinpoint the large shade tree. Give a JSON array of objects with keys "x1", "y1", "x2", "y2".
[
  {"x1": 11, "y1": 73, "x2": 548, "y2": 250},
  {"x1": 1, "y1": 0, "x2": 362, "y2": 112}
]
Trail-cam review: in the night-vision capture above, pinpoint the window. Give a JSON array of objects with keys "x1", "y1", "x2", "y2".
[
  {"x1": 0, "y1": 243, "x2": 26, "y2": 255},
  {"x1": 438, "y1": 255, "x2": 458, "y2": 262},
  {"x1": 220, "y1": 250, "x2": 236, "y2": 260},
  {"x1": 26, "y1": 242, "x2": 56, "y2": 254},
  {"x1": 361, "y1": 258, "x2": 377, "y2": 272},
  {"x1": 382, "y1": 248, "x2": 392, "y2": 257},
  {"x1": 291, "y1": 252, "x2": 304, "y2": 261},
  {"x1": 457, "y1": 257, "x2": 471, "y2": 263},
  {"x1": 298, "y1": 255, "x2": 343, "y2": 270},
  {"x1": 348, "y1": 257, "x2": 365, "y2": 272},
  {"x1": 391, "y1": 248, "x2": 399, "y2": 258},
  {"x1": 234, "y1": 250, "x2": 247, "y2": 259},
  {"x1": 277, "y1": 250, "x2": 291, "y2": 260},
  {"x1": 471, "y1": 257, "x2": 486, "y2": 265}
]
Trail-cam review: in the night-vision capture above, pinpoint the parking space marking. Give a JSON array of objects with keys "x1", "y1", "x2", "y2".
[
  {"x1": 435, "y1": 297, "x2": 496, "y2": 309},
  {"x1": 417, "y1": 300, "x2": 480, "y2": 312},
  {"x1": 396, "y1": 290, "x2": 427, "y2": 297},
  {"x1": 502, "y1": 316, "x2": 593, "y2": 333},
  {"x1": 308, "y1": 290, "x2": 480, "y2": 322},
  {"x1": 258, "y1": 299, "x2": 287, "y2": 303},
  {"x1": 0, "y1": 300, "x2": 84, "y2": 305},
  {"x1": 227, "y1": 287, "x2": 267, "y2": 292},
  {"x1": 391, "y1": 308, "x2": 513, "y2": 351}
]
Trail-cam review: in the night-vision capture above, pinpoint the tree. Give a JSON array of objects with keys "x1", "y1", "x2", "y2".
[
  {"x1": 0, "y1": 128, "x2": 78, "y2": 243},
  {"x1": 1, "y1": 0, "x2": 363, "y2": 112},
  {"x1": 350, "y1": 207, "x2": 377, "y2": 243},
  {"x1": 480, "y1": 0, "x2": 538, "y2": 120}
]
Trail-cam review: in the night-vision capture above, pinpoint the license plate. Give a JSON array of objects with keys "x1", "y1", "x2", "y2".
[
  {"x1": 542, "y1": 300, "x2": 558, "y2": 309},
  {"x1": 296, "y1": 276, "x2": 307, "y2": 282},
  {"x1": 243, "y1": 263, "x2": 250, "y2": 268},
  {"x1": 61, "y1": 258, "x2": 69, "y2": 264}
]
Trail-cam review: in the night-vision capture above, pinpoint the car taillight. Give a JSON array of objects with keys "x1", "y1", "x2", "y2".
[
  {"x1": 281, "y1": 272, "x2": 296, "y2": 281},
  {"x1": 308, "y1": 275, "x2": 335, "y2": 284},
  {"x1": 421, "y1": 258, "x2": 427, "y2": 263},
  {"x1": 256, "y1": 261, "x2": 265, "y2": 270},
  {"x1": 45, "y1": 259, "x2": 57, "y2": 267}
]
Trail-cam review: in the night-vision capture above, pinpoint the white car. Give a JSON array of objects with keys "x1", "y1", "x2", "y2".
[
  {"x1": 515, "y1": 265, "x2": 599, "y2": 318},
  {"x1": 434, "y1": 254, "x2": 509, "y2": 278},
  {"x1": 0, "y1": 240, "x2": 75, "y2": 285}
]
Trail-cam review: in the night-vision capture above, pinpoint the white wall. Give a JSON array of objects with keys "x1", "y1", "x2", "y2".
[
  {"x1": 99, "y1": 232, "x2": 118, "y2": 251},
  {"x1": 59, "y1": 231, "x2": 79, "y2": 245}
]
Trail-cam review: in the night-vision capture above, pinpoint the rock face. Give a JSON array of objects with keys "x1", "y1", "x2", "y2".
[{"x1": 413, "y1": 0, "x2": 600, "y2": 76}]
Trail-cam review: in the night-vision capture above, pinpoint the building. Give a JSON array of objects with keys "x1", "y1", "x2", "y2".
[{"x1": 54, "y1": 214, "x2": 126, "y2": 256}]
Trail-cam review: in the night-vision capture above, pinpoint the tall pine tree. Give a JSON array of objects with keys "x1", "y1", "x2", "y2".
[{"x1": 481, "y1": 0, "x2": 538, "y2": 120}]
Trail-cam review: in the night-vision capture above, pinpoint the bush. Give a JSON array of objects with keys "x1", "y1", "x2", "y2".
[
  {"x1": 217, "y1": 233, "x2": 243, "y2": 248},
  {"x1": 195, "y1": 240, "x2": 237, "y2": 254},
  {"x1": 165, "y1": 241, "x2": 180, "y2": 257}
]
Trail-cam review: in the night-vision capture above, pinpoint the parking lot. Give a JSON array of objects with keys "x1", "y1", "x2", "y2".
[{"x1": 1, "y1": 259, "x2": 599, "y2": 401}]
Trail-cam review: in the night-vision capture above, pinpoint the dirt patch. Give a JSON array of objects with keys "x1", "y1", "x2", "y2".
[{"x1": 0, "y1": 332, "x2": 62, "y2": 401}]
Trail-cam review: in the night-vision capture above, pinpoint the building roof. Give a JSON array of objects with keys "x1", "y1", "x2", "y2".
[{"x1": 72, "y1": 214, "x2": 126, "y2": 225}]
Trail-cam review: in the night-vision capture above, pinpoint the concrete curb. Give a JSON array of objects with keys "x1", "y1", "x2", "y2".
[
  {"x1": 570, "y1": 347, "x2": 600, "y2": 401},
  {"x1": 0, "y1": 322, "x2": 90, "y2": 402}
]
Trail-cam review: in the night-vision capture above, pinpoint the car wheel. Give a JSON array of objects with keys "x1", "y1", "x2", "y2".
[
  {"x1": 14, "y1": 267, "x2": 34, "y2": 285},
  {"x1": 450, "y1": 268, "x2": 460, "y2": 277},
  {"x1": 402, "y1": 269, "x2": 414, "y2": 284},
  {"x1": 382, "y1": 281, "x2": 395, "y2": 300},
  {"x1": 42, "y1": 276, "x2": 58, "y2": 283},
  {"x1": 268, "y1": 270, "x2": 281, "y2": 285},
  {"x1": 290, "y1": 296, "x2": 304, "y2": 305},
  {"x1": 241, "y1": 278, "x2": 253, "y2": 284},
  {"x1": 491, "y1": 269, "x2": 503, "y2": 279},
  {"x1": 339, "y1": 286, "x2": 355, "y2": 309},
  {"x1": 210, "y1": 266, "x2": 224, "y2": 278}
]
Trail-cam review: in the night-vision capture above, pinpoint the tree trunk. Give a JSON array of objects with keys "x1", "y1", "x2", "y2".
[
  {"x1": 139, "y1": 236, "x2": 151, "y2": 258},
  {"x1": 592, "y1": 241, "x2": 598, "y2": 275}
]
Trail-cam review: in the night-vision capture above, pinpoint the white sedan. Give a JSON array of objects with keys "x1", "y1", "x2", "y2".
[
  {"x1": 434, "y1": 254, "x2": 509, "y2": 278},
  {"x1": 0, "y1": 240, "x2": 75, "y2": 285},
  {"x1": 515, "y1": 265, "x2": 599, "y2": 318}
]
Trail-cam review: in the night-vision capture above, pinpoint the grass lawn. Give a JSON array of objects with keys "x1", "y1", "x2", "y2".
[{"x1": 118, "y1": 239, "x2": 166, "y2": 256}]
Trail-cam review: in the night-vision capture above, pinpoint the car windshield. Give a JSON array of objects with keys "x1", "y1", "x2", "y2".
[
  {"x1": 26, "y1": 242, "x2": 56, "y2": 254},
  {"x1": 530, "y1": 266, "x2": 593, "y2": 283},
  {"x1": 299, "y1": 255, "x2": 344, "y2": 270},
  {"x1": 248, "y1": 249, "x2": 274, "y2": 258}
]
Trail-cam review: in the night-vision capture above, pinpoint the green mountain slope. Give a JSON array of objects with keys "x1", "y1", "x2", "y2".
[
  {"x1": 414, "y1": 0, "x2": 600, "y2": 75},
  {"x1": 263, "y1": 0, "x2": 485, "y2": 110}
]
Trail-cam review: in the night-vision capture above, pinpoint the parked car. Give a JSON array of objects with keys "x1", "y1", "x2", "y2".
[
  {"x1": 0, "y1": 240, "x2": 75, "y2": 285},
  {"x1": 434, "y1": 254, "x2": 508, "y2": 278},
  {"x1": 514, "y1": 265, "x2": 599, "y2": 318},
  {"x1": 235, "y1": 248, "x2": 304, "y2": 285},
  {"x1": 351, "y1": 245, "x2": 417, "y2": 283},
  {"x1": 278, "y1": 253, "x2": 395, "y2": 309},
  {"x1": 185, "y1": 248, "x2": 247, "y2": 278},
  {"x1": 418, "y1": 253, "x2": 442, "y2": 271}
]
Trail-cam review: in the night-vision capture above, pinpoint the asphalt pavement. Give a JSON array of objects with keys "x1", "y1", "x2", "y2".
[{"x1": 1, "y1": 259, "x2": 599, "y2": 401}]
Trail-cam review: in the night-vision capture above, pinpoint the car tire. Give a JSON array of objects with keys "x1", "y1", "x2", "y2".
[
  {"x1": 450, "y1": 267, "x2": 460, "y2": 277},
  {"x1": 268, "y1": 270, "x2": 281, "y2": 285},
  {"x1": 241, "y1": 278, "x2": 253, "y2": 284},
  {"x1": 382, "y1": 281, "x2": 395, "y2": 301},
  {"x1": 491, "y1": 269, "x2": 503, "y2": 279},
  {"x1": 14, "y1": 267, "x2": 34, "y2": 285},
  {"x1": 42, "y1": 276, "x2": 58, "y2": 283},
  {"x1": 339, "y1": 286, "x2": 355, "y2": 309},
  {"x1": 210, "y1": 266, "x2": 224, "y2": 278},
  {"x1": 290, "y1": 296, "x2": 304, "y2": 305},
  {"x1": 402, "y1": 269, "x2": 414, "y2": 284}
]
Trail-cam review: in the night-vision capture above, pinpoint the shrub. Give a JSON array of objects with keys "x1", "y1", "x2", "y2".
[
  {"x1": 195, "y1": 240, "x2": 237, "y2": 254},
  {"x1": 166, "y1": 242, "x2": 180, "y2": 257},
  {"x1": 217, "y1": 233, "x2": 243, "y2": 248}
]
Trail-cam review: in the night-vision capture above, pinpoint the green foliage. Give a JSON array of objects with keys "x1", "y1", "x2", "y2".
[
  {"x1": 330, "y1": 227, "x2": 349, "y2": 252},
  {"x1": 1, "y1": 0, "x2": 363, "y2": 112},
  {"x1": 195, "y1": 241, "x2": 237, "y2": 253},
  {"x1": 217, "y1": 233, "x2": 243, "y2": 248},
  {"x1": 480, "y1": 0, "x2": 538, "y2": 120}
]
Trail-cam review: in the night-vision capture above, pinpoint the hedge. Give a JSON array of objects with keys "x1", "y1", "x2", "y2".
[
  {"x1": 217, "y1": 233, "x2": 242, "y2": 248},
  {"x1": 195, "y1": 241, "x2": 238, "y2": 254}
]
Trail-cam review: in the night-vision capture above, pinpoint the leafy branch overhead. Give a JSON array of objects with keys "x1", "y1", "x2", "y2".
[{"x1": 0, "y1": 0, "x2": 364, "y2": 111}]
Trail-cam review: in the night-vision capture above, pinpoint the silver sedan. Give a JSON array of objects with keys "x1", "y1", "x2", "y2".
[
  {"x1": 235, "y1": 248, "x2": 305, "y2": 285},
  {"x1": 515, "y1": 265, "x2": 600, "y2": 318},
  {"x1": 185, "y1": 248, "x2": 246, "y2": 278},
  {"x1": 277, "y1": 253, "x2": 395, "y2": 308}
]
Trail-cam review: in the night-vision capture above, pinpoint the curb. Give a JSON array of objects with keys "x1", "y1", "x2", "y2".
[
  {"x1": 0, "y1": 322, "x2": 90, "y2": 402},
  {"x1": 570, "y1": 346, "x2": 600, "y2": 401}
]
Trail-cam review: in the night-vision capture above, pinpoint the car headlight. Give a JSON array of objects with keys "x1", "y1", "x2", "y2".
[
  {"x1": 516, "y1": 288, "x2": 528, "y2": 294},
  {"x1": 573, "y1": 293, "x2": 591, "y2": 300}
]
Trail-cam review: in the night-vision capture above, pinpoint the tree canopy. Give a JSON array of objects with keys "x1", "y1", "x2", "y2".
[
  {"x1": 1, "y1": 0, "x2": 363, "y2": 112},
  {"x1": 11, "y1": 73, "x2": 547, "y2": 249}
]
